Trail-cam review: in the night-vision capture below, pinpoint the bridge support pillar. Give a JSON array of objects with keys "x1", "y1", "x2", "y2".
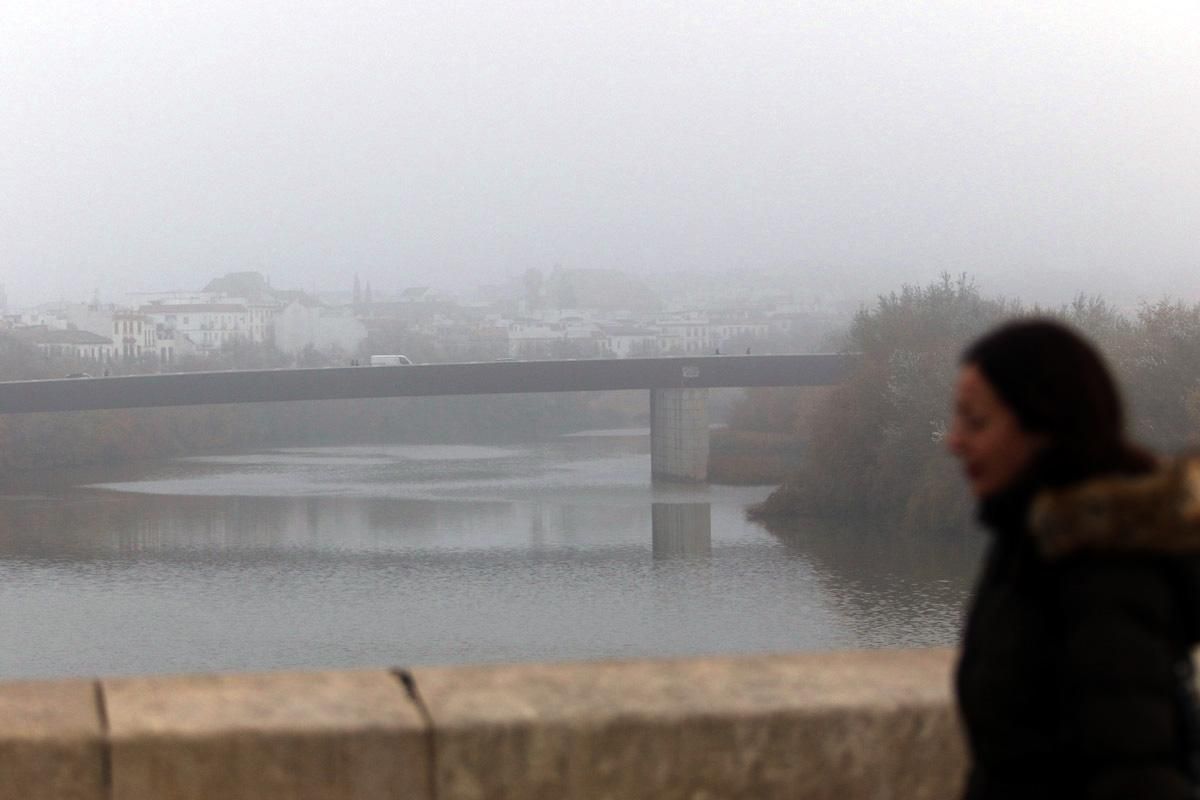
[{"x1": 650, "y1": 388, "x2": 709, "y2": 482}]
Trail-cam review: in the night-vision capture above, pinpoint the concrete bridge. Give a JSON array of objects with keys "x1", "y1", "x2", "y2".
[{"x1": 0, "y1": 354, "x2": 854, "y2": 481}]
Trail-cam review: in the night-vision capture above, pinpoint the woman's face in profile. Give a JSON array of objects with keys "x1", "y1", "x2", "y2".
[{"x1": 947, "y1": 365, "x2": 1046, "y2": 498}]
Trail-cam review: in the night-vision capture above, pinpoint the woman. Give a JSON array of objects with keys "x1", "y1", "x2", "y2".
[{"x1": 948, "y1": 319, "x2": 1200, "y2": 800}]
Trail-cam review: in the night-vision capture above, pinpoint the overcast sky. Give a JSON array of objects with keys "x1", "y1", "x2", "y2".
[{"x1": 2, "y1": 2, "x2": 1197, "y2": 307}]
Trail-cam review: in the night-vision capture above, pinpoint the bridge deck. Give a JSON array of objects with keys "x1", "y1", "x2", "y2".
[{"x1": 0, "y1": 354, "x2": 854, "y2": 415}]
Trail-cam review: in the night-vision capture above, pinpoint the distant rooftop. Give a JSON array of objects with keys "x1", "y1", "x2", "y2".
[
  {"x1": 15, "y1": 327, "x2": 112, "y2": 345},
  {"x1": 142, "y1": 303, "x2": 248, "y2": 314}
]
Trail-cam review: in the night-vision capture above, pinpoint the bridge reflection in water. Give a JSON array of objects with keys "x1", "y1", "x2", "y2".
[{"x1": 651, "y1": 502, "x2": 712, "y2": 559}]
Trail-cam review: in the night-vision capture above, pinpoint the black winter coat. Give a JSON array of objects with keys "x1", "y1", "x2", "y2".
[{"x1": 957, "y1": 460, "x2": 1200, "y2": 800}]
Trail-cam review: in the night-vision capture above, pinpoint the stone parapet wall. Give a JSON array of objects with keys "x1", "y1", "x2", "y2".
[{"x1": 0, "y1": 649, "x2": 966, "y2": 800}]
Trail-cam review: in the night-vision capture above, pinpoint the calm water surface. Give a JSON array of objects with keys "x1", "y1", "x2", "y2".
[{"x1": 0, "y1": 432, "x2": 985, "y2": 679}]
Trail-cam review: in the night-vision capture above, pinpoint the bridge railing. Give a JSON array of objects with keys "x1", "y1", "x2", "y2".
[{"x1": 2, "y1": 647, "x2": 964, "y2": 800}]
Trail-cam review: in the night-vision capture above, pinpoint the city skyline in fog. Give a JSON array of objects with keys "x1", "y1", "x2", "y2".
[{"x1": 3, "y1": 2, "x2": 1198, "y2": 308}]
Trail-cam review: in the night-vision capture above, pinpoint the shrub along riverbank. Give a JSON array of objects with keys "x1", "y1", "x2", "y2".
[
  {"x1": 708, "y1": 386, "x2": 835, "y2": 485},
  {"x1": 743, "y1": 275, "x2": 1200, "y2": 532},
  {"x1": 708, "y1": 429, "x2": 806, "y2": 485}
]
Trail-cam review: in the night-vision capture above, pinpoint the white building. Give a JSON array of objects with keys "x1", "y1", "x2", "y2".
[
  {"x1": 711, "y1": 319, "x2": 771, "y2": 348},
  {"x1": 656, "y1": 316, "x2": 713, "y2": 354},
  {"x1": 152, "y1": 324, "x2": 197, "y2": 364},
  {"x1": 10, "y1": 307, "x2": 69, "y2": 330},
  {"x1": 503, "y1": 316, "x2": 605, "y2": 358},
  {"x1": 273, "y1": 301, "x2": 367, "y2": 356},
  {"x1": 140, "y1": 303, "x2": 259, "y2": 353},
  {"x1": 505, "y1": 320, "x2": 560, "y2": 357},
  {"x1": 22, "y1": 328, "x2": 115, "y2": 363},
  {"x1": 246, "y1": 303, "x2": 276, "y2": 344},
  {"x1": 112, "y1": 312, "x2": 157, "y2": 361},
  {"x1": 601, "y1": 325, "x2": 659, "y2": 358}
]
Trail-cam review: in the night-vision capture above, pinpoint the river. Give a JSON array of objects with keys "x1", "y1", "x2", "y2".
[{"x1": 0, "y1": 430, "x2": 984, "y2": 679}]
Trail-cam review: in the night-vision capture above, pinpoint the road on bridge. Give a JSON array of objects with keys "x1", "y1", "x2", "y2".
[{"x1": 0, "y1": 354, "x2": 856, "y2": 415}]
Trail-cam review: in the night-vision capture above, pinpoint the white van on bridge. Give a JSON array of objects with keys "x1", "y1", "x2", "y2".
[{"x1": 368, "y1": 354, "x2": 413, "y2": 366}]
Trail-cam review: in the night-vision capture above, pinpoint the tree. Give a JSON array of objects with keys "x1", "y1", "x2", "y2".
[
  {"x1": 1121, "y1": 300, "x2": 1200, "y2": 450},
  {"x1": 751, "y1": 274, "x2": 1016, "y2": 530},
  {"x1": 748, "y1": 277, "x2": 1200, "y2": 531}
]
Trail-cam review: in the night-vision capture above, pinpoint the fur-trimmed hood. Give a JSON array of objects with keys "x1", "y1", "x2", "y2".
[{"x1": 1030, "y1": 458, "x2": 1200, "y2": 559}]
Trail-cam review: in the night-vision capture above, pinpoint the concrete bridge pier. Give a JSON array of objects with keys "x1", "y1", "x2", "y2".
[{"x1": 649, "y1": 387, "x2": 709, "y2": 482}]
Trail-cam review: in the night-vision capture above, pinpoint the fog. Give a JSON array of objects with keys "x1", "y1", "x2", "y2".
[{"x1": 2, "y1": 2, "x2": 1197, "y2": 307}]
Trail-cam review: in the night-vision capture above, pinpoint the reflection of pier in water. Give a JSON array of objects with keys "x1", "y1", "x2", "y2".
[{"x1": 651, "y1": 502, "x2": 711, "y2": 559}]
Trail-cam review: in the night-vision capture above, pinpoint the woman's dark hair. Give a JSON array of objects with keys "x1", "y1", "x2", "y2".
[{"x1": 963, "y1": 319, "x2": 1154, "y2": 486}]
